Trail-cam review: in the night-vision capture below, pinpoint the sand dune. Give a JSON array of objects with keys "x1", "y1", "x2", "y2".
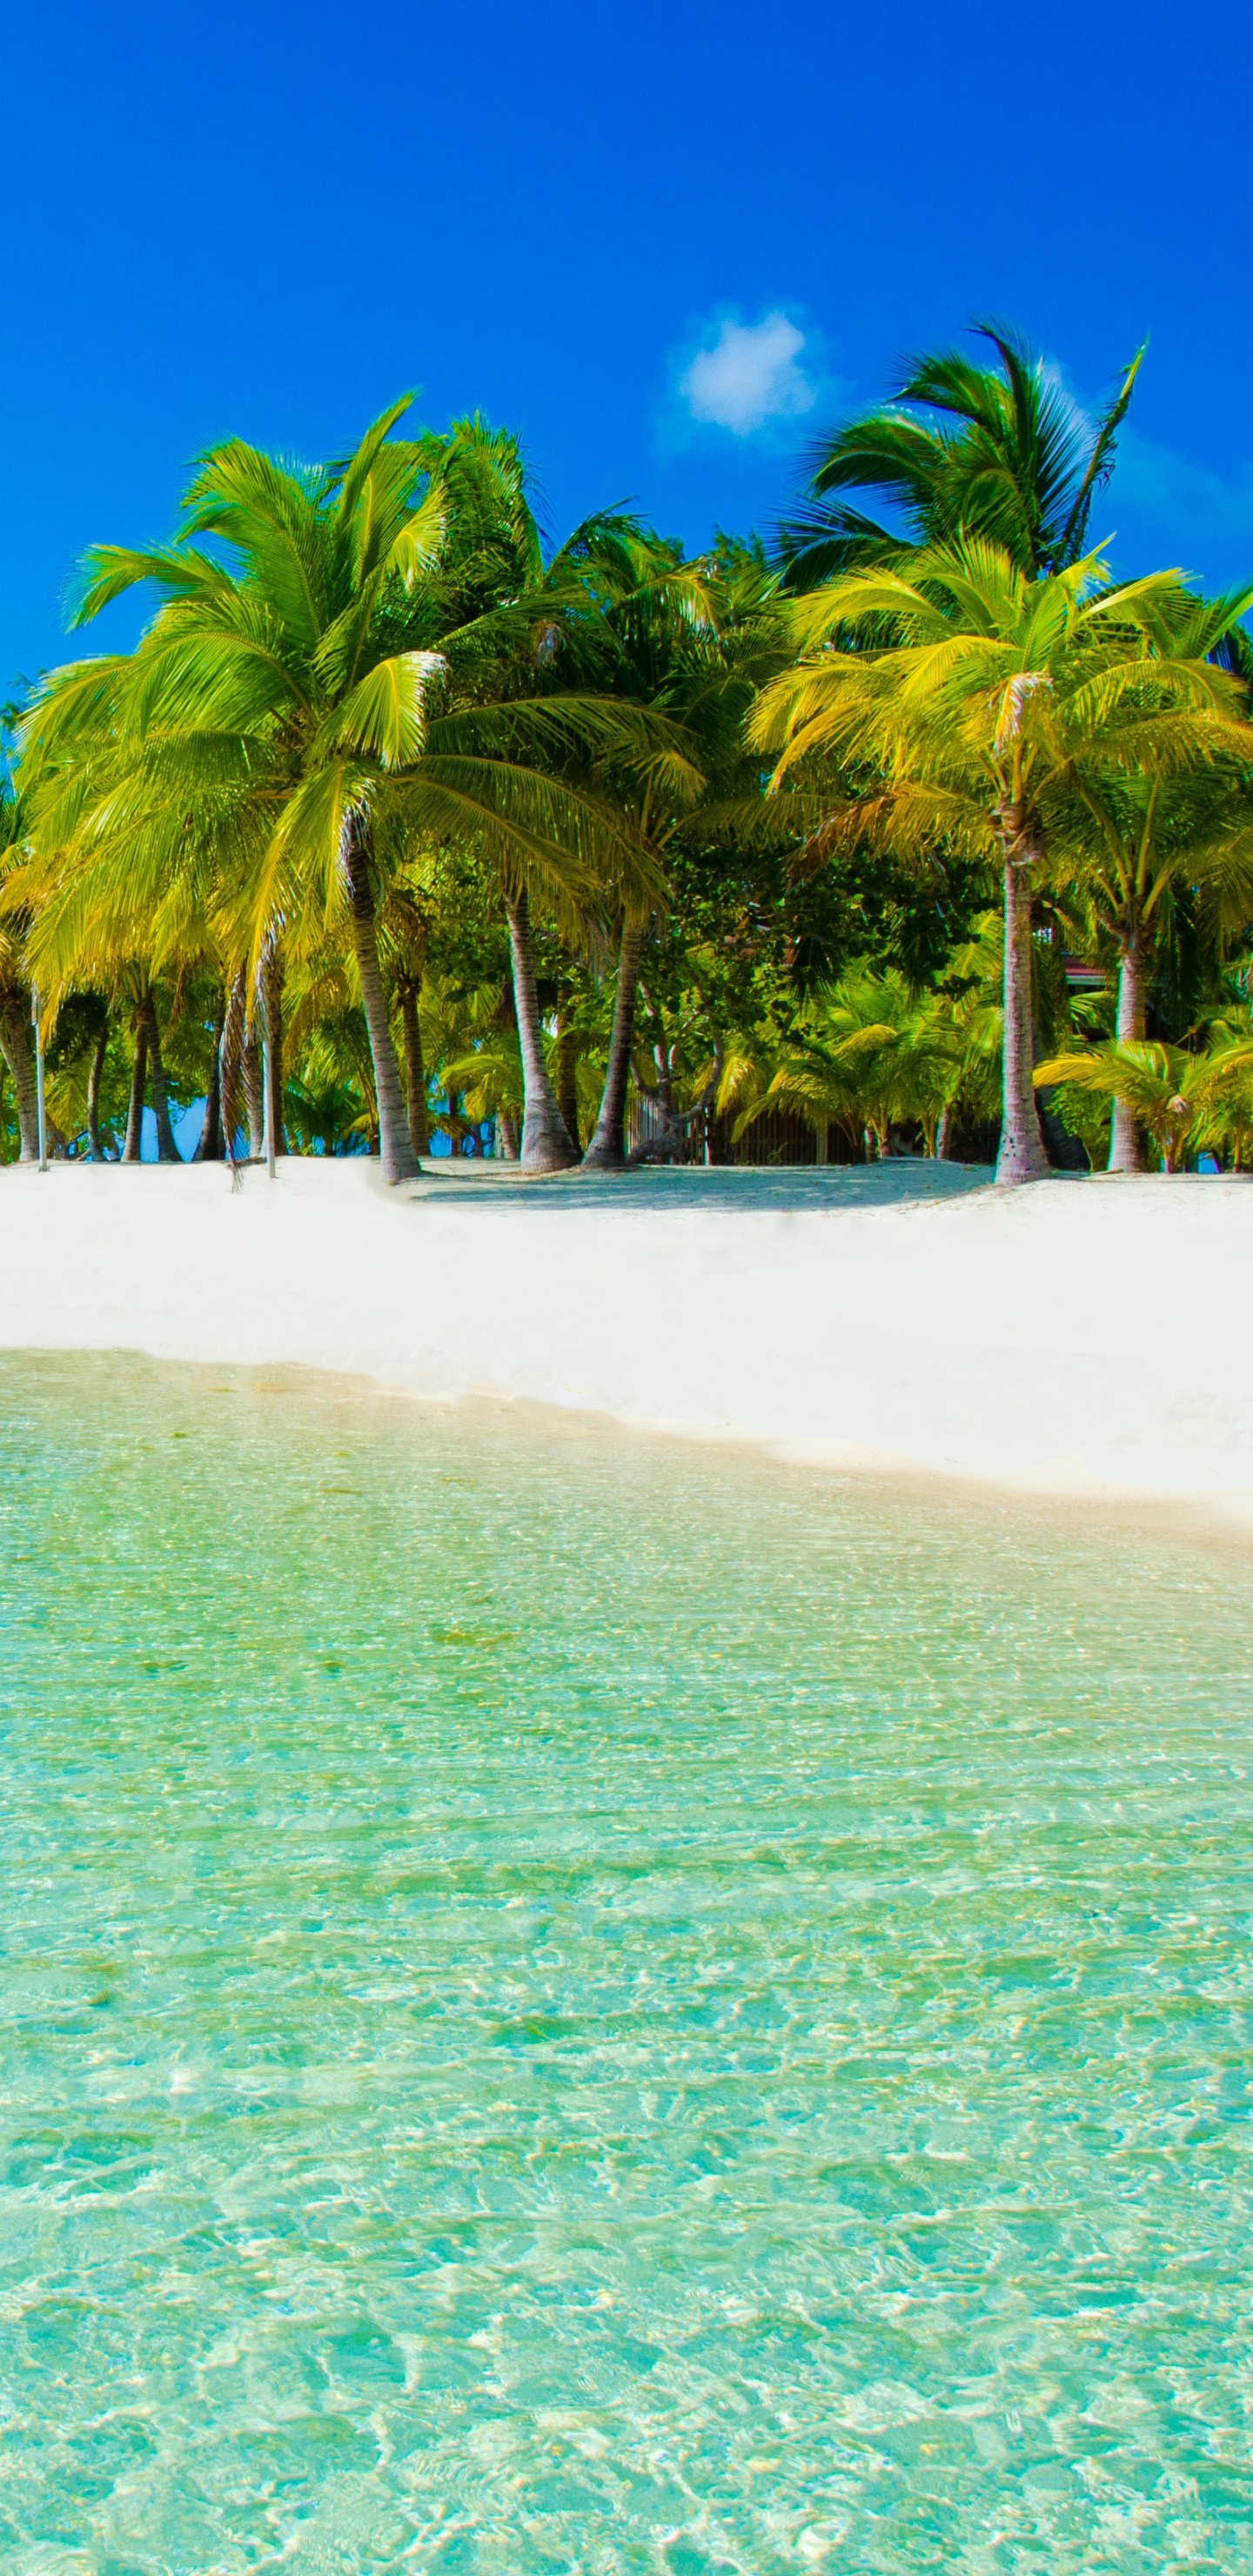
[{"x1": 3, "y1": 1155, "x2": 1251, "y2": 1524}]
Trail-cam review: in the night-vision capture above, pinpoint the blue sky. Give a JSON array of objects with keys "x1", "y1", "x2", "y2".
[{"x1": 4, "y1": 0, "x2": 1253, "y2": 698}]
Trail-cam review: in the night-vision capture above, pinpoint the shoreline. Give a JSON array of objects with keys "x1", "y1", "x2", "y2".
[{"x1": 3, "y1": 1156, "x2": 1252, "y2": 1540}]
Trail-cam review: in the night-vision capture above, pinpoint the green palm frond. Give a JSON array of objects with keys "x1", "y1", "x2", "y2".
[
  {"x1": 326, "y1": 651, "x2": 447, "y2": 767},
  {"x1": 784, "y1": 321, "x2": 1146, "y2": 585}
]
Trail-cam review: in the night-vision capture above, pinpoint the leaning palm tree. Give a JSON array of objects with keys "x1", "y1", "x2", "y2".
[
  {"x1": 751, "y1": 539, "x2": 1253, "y2": 1183},
  {"x1": 781, "y1": 320, "x2": 1143, "y2": 585},
  {"x1": 20, "y1": 402, "x2": 662, "y2": 1183}
]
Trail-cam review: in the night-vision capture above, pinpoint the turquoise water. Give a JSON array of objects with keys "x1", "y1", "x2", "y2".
[{"x1": 1, "y1": 1355, "x2": 1251, "y2": 2575}]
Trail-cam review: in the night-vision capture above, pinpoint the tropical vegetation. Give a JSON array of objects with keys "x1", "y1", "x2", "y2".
[{"x1": 5, "y1": 323, "x2": 1253, "y2": 1183}]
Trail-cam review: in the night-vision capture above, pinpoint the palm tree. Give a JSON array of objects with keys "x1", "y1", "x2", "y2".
[
  {"x1": 573, "y1": 537, "x2": 715, "y2": 1169},
  {"x1": 1061, "y1": 781, "x2": 1253, "y2": 1171},
  {"x1": 781, "y1": 321, "x2": 1143, "y2": 586},
  {"x1": 378, "y1": 466, "x2": 681, "y2": 1173},
  {"x1": 573, "y1": 533, "x2": 787, "y2": 1169},
  {"x1": 0, "y1": 790, "x2": 39, "y2": 1160},
  {"x1": 722, "y1": 1023, "x2": 861, "y2": 1162},
  {"x1": 1034, "y1": 1036, "x2": 1253, "y2": 1171},
  {"x1": 750, "y1": 539, "x2": 1253, "y2": 1182},
  {"x1": 441, "y1": 1029, "x2": 525, "y2": 1144},
  {"x1": 4, "y1": 736, "x2": 219, "y2": 1167},
  {"x1": 428, "y1": 506, "x2": 709, "y2": 1173},
  {"x1": 1042, "y1": 587, "x2": 1253, "y2": 1168},
  {"x1": 20, "y1": 404, "x2": 659, "y2": 1184},
  {"x1": 929, "y1": 904, "x2": 1072, "y2": 1159},
  {"x1": 284, "y1": 1071, "x2": 372, "y2": 1155},
  {"x1": 727, "y1": 970, "x2": 962, "y2": 1162},
  {"x1": 379, "y1": 886, "x2": 432, "y2": 1157}
]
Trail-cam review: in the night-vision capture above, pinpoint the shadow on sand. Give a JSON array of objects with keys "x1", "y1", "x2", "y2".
[{"x1": 405, "y1": 1159, "x2": 1000, "y2": 1213}]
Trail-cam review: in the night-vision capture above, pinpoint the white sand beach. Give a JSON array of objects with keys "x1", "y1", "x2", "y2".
[{"x1": 2, "y1": 1155, "x2": 1251, "y2": 1524}]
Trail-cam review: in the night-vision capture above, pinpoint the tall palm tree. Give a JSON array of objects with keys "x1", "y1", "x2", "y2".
[
  {"x1": 424, "y1": 501, "x2": 701, "y2": 1171},
  {"x1": 751, "y1": 539, "x2": 1253, "y2": 1182},
  {"x1": 3, "y1": 714, "x2": 224, "y2": 1169},
  {"x1": 379, "y1": 885, "x2": 432, "y2": 1157},
  {"x1": 20, "y1": 403, "x2": 660, "y2": 1184},
  {"x1": 0, "y1": 789, "x2": 39, "y2": 1160},
  {"x1": 781, "y1": 322, "x2": 1143, "y2": 587},
  {"x1": 1043, "y1": 587, "x2": 1253, "y2": 1168},
  {"x1": 568, "y1": 533, "x2": 787, "y2": 1170},
  {"x1": 381, "y1": 454, "x2": 693, "y2": 1173}
]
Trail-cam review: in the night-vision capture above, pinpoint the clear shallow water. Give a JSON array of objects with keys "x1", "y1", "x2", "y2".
[{"x1": 0, "y1": 1356, "x2": 1250, "y2": 2575}]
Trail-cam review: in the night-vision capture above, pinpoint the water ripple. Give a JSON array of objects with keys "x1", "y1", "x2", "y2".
[{"x1": 0, "y1": 1352, "x2": 1250, "y2": 2571}]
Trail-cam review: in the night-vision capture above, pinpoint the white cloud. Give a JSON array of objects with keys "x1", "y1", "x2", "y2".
[{"x1": 680, "y1": 312, "x2": 816, "y2": 437}]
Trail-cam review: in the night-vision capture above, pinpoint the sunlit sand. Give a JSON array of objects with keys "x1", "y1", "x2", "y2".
[{"x1": 3, "y1": 1157, "x2": 1251, "y2": 1526}]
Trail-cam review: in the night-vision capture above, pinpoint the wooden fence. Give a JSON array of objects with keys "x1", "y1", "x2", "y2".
[{"x1": 625, "y1": 1097, "x2": 866, "y2": 1165}]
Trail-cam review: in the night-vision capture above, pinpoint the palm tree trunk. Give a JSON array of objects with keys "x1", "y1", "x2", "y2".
[
  {"x1": 139, "y1": 991, "x2": 180, "y2": 1162},
  {"x1": 995, "y1": 851, "x2": 1049, "y2": 1184},
  {"x1": 583, "y1": 917, "x2": 643, "y2": 1171},
  {"x1": 123, "y1": 1016, "x2": 149, "y2": 1163},
  {"x1": 0, "y1": 992, "x2": 40, "y2": 1162},
  {"x1": 505, "y1": 889, "x2": 578, "y2": 1172},
  {"x1": 1107, "y1": 936, "x2": 1149, "y2": 1174},
  {"x1": 343, "y1": 815, "x2": 419, "y2": 1184},
  {"x1": 262, "y1": 943, "x2": 286, "y2": 1157},
  {"x1": 220, "y1": 969, "x2": 246, "y2": 1163},
  {"x1": 936, "y1": 1105, "x2": 953, "y2": 1160},
  {"x1": 242, "y1": 1027, "x2": 265, "y2": 1159},
  {"x1": 486, "y1": 983, "x2": 519, "y2": 1159},
  {"x1": 554, "y1": 994, "x2": 581, "y2": 1157},
  {"x1": 87, "y1": 1018, "x2": 109, "y2": 1158},
  {"x1": 196, "y1": 999, "x2": 224, "y2": 1162},
  {"x1": 398, "y1": 978, "x2": 432, "y2": 1155}
]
